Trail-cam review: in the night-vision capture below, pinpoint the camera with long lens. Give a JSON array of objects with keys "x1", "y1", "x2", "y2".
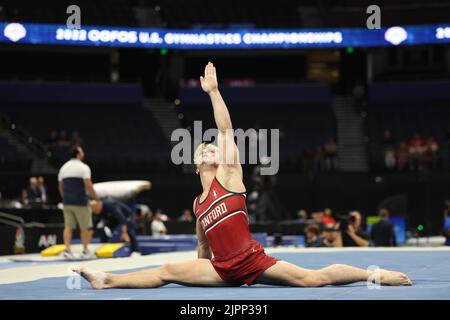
[{"x1": 336, "y1": 214, "x2": 356, "y2": 231}]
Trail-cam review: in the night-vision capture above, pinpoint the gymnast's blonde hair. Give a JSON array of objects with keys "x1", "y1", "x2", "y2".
[{"x1": 194, "y1": 143, "x2": 219, "y2": 166}]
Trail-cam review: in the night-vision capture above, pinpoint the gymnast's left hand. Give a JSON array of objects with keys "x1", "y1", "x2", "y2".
[{"x1": 200, "y1": 61, "x2": 218, "y2": 94}]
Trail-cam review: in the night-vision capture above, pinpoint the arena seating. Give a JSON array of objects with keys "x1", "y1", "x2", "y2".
[
  {"x1": 0, "y1": 103, "x2": 171, "y2": 167},
  {"x1": 179, "y1": 103, "x2": 335, "y2": 164},
  {"x1": 2, "y1": 0, "x2": 138, "y2": 27},
  {"x1": 178, "y1": 83, "x2": 336, "y2": 165},
  {"x1": 137, "y1": 0, "x2": 304, "y2": 28},
  {"x1": 367, "y1": 81, "x2": 450, "y2": 170},
  {"x1": 0, "y1": 134, "x2": 31, "y2": 171}
]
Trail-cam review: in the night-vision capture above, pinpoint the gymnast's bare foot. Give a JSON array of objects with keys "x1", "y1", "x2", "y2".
[
  {"x1": 374, "y1": 269, "x2": 412, "y2": 286},
  {"x1": 71, "y1": 265, "x2": 109, "y2": 289}
]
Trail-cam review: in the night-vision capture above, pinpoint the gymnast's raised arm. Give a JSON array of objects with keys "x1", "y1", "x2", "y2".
[{"x1": 200, "y1": 62, "x2": 244, "y2": 191}]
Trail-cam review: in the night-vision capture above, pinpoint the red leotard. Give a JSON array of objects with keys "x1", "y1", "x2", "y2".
[{"x1": 194, "y1": 177, "x2": 278, "y2": 286}]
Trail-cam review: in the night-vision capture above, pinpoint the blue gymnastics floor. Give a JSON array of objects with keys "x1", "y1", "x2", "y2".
[{"x1": 1, "y1": 250, "x2": 449, "y2": 300}]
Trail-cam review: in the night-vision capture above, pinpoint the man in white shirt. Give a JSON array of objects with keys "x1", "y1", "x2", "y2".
[
  {"x1": 151, "y1": 211, "x2": 167, "y2": 236},
  {"x1": 58, "y1": 146, "x2": 100, "y2": 259}
]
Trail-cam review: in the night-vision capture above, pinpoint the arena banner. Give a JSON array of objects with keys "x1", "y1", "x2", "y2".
[{"x1": 1, "y1": 22, "x2": 450, "y2": 49}]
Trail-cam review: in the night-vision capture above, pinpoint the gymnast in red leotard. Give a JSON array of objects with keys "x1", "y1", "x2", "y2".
[{"x1": 74, "y1": 62, "x2": 411, "y2": 289}]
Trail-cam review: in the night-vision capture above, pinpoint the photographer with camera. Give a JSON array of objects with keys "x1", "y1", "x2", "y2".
[{"x1": 336, "y1": 210, "x2": 370, "y2": 247}]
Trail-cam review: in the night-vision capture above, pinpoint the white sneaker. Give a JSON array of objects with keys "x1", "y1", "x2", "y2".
[
  {"x1": 81, "y1": 250, "x2": 97, "y2": 260},
  {"x1": 62, "y1": 250, "x2": 76, "y2": 260},
  {"x1": 130, "y1": 252, "x2": 141, "y2": 258}
]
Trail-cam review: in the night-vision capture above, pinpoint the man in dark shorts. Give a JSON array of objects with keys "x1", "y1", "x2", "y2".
[{"x1": 73, "y1": 62, "x2": 411, "y2": 289}]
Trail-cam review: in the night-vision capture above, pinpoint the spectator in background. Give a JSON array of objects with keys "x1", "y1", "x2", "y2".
[
  {"x1": 382, "y1": 130, "x2": 396, "y2": 170},
  {"x1": 58, "y1": 130, "x2": 70, "y2": 147},
  {"x1": 313, "y1": 145, "x2": 324, "y2": 172},
  {"x1": 10, "y1": 189, "x2": 29, "y2": 208},
  {"x1": 322, "y1": 208, "x2": 336, "y2": 225},
  {"x1": 305, "y1": 224, "x2": 323, "y2": 247},
  {"x1": 178, "y1": 209, "x2": 194, "y2": 222},
  {"x1": 384, "y1": 145, "x2": 396, "y2": 170},
  {"x1": 397, "y1": 142, "x2": 410, "y2": 171},
  {"x1": 296, "y1": 209, "x2": 308, "y2": 222},
  {"x1": 382, "y1": 129, "x2": 394, "y2": 147},
  {"x1": 339, "y1": 210, "x2": 369, "y2": 247},
  {"x1": 37, "y1": 176, "x2": 48, "y2": 204},
  {"x1": 19, "y1": 189, "x2": 29, "y2": 206},
  {"x1": 155, "y1": 208, "x2": 170, "y2": 222},
  {"x1": 46, "y1": 130, "x2": 59, "y2": 147},
  {"x1": 324, "y1": 138, "x2": 338, "y2": 171},
  {"x1": 151, "y1": 210, "x2": 167, "y2": 236},
  {"x1": 370, "y1": 208, "x2": 396, "y2": 247},
  {"x1": 311, "y1": 211, "x2": 324, "y2": 225},
  {"x1": 143, "y1": 208, "x2": 154, "y2": 235},
  {"x1": 70, "y1": 131, "x2": 84, "y2": 147},
  {"x1": 321, "y1": 224, "x2": 341, "y2": 247},
  {"x1": 26, "y1": 177, "x2": 42, "y2": 203},
  {"x1": 409, "y1": 131, "x2": 426, "y2": 171},
  {"x1": 425, "y1": 136, "x2": 439, "y2": 170}
]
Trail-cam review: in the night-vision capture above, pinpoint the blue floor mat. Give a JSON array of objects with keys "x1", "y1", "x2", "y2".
[{"x1": 1, "y1": 251, "x2": 449, "y2": 300}]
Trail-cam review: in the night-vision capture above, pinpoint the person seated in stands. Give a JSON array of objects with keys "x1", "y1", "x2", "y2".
[
  {"x1": 382, "y1": 129, "x2": 394, "y2": 147},
  {"x1": 70, "y1": 131, "x2": 84, "y2": 147},
  {"x1": 321, "y1": 224, "x2": 342, "y2": 247},
  {"x1": 384, "y1": 145, "x2": 396, "y2": 170},
  {"x1": 151, "y1": 210, "x2": 168, "y2": 236},
  {"x1": 143, "y1": 208, "x2": 154, "y2": 235},
  {"x1": 90, "y1": 197, "x2": 139, "y2": 253},
  {"x1": 155, "y1": 208, "x2": 170, "y2": 221},
  {"x1": 45, "y1": 130, "x2": 58, "y2": 148},
  {"x1": 11, "y1": 189, "x2": 29, "y2": 208},
  {"x1": 397, "y1": 141, "x2": 409, "y2": 171},
  {"x1": 58, "y1": 130, "x2": 71, "y2": 147},
  {"x1": 322, "y1": 208, "x2": 336, "y2": 225},
  {"x1": 382, "y1": 131, "x2": 396, "y2": 171},
  {"x1": 370, "y1": 208, "x2": 396, "y2": 247},
  {"x1": 408, "y1": 131, "x2": 426, "y2": 171},
  {"x1": 311, "y1": 211, "x2": 324, "y2": 225},
  {"x1": 37, "y1": 176, "x2": 48, "y2": 204},
  {"x1": 324, "y1": 138, "x2": 338, "y2": 171},
  {"x1": 26, "y1": 176, "x2": 42, "y2": 203},
  {"x1": 424, "y1": 136, "x2": 439, "y2": 170},
  {"x1": 178, "y1": 208, "x2": 194, "y2": 222},
  {"x1": 296, "y1": 209, "x2": 308, "y2": 222},
  {"x1": 305, "y1": 224, "x2": 323, "y2": 248},
  {"x1": 338, "y1": 210, "x2": 369, "y2": 247}
]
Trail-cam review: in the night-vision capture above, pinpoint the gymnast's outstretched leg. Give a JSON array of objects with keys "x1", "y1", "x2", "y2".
[
  {"x1": 255, "y1": 260, "x2": 412, "y2": 287},
  {"x1": 72, "y1": 258, "x2": 228, "y2": 289}
]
